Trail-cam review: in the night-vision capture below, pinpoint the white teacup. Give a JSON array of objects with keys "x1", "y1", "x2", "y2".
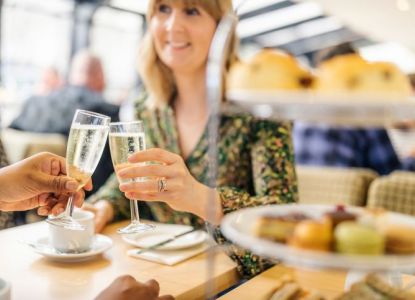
[
  {"x1": 0, "y1": 278, "x2": 11, "y2": 300},
  {"x1": 49, "y1": 210, "x2": 95, "y2": 253}
]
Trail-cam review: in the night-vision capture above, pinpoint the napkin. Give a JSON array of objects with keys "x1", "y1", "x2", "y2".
[{"x1": 127, "y1": 243, "x2": 210, "y2": 266}]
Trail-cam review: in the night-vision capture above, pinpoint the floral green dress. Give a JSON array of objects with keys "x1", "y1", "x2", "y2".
[{"x1": 89, "y1": 99, "x2": 298, "y2": 278}]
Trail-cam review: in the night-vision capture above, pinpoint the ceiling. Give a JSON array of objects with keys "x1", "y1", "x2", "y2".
[
  {"x1": 78, "y1": 0, "x2": 415, "y2": 71},
  {"x1": 303, "y1": 0, "x2": 415, "y2": 50},
  {"x1": 107, "y1": 0, "x2": 367, "y2": 58}
]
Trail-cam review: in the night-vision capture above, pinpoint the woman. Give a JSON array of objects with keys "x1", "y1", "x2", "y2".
[{"x1": 88, "y1": 0, "x2": 298, "y2": 278}]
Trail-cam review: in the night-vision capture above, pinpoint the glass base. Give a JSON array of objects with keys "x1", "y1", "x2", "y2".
[
  {"x1": 117, "y1": 222, "x2": 155, "y2": 234},
  {"x1": 46, "y1": 215, "x2": 85, "y2": 231}
]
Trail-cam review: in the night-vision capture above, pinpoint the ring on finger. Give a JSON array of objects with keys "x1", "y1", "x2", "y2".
[{"x1": 158, "y1": 178, "x2": 167, "y2": 192}]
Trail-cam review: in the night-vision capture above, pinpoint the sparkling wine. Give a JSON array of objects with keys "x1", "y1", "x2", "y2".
[
  {"x1": 109, "y1": 132, "x2": 146, "y2": 184},
  {"x1": 66, "y1": 124, "x2": 109, "y2": 188},
  {"x1": 67, "y1": 164, "x2": 92, "y2": 189}
]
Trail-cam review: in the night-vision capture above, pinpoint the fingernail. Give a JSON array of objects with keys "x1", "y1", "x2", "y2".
[{"x1": 65, "y1": 180, "x2": 78, "y2": 191}]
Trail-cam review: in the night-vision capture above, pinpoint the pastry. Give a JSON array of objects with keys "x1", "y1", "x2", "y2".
[
  {"x1": 228, "y1": 49, "x2": 314, "y2": 91},
  {"x1": 289, "y1": 220, "x2": 332, "y2": 251},
  {"x1": 254, "y1": 213, "x2": 309, "y2": 242},
  {"x1": 365, "y1": 273, "x2": 415, "y2": 299},
  {"x1": 380, "y1": 224, "x2": 415, "y2": 254},
  {"x1": 269, "y1": 282, "x2": 301, "y2": 300},
  {"x1": 315, "y1": 54, "x2": 367, "y2": 93},
  {"x1": 358, "y1": 207, "x2": 387, "y2": 228},
  {"x1": 315, "y1": 54, "x2": 412, "y2": 97},
  {"x1": 268, "y1": 276, "x2": 326, "y2": 300},
  {"x1": 359, "y1": 62, "x2": 412, "y2": 97},
  {"x1": 335, "y1": 222, "x2": 385, "y2": 255},
  {"x1": 323, "y1": 205, "x2": 357, "y2": 228},
  {"x1": 335, "y1": 273, "x2": 415, "y2": 300}
]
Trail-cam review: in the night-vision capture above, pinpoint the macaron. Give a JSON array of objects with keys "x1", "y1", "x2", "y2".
[
  {"x1": 381, "y1": 224, "x2": 415, "y2": 254},
  {"x1": 335, "y1": 221, "x2": 384, "y2": 255},
  {"x1": 289, "y1": 220, "x2": 332, "y2": 252}
]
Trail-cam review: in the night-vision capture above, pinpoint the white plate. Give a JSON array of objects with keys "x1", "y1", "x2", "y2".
[
  {"x1": 29, "y1": 234, "x2": 112, "y2": 263},
  {"x1": 122, "y1": 224, "x2": 207, "y2": 250},
  {"x1": 221, "y1": 204, "x2": 415, "y2": 272}
]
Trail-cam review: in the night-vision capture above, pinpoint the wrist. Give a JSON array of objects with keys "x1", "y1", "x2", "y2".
[
  {"x1": 95, "y1": 200, "x2": 114, "y2": 223},
  {"x1": 194, "y1": 182, "x2": 223, "y2": 225}
]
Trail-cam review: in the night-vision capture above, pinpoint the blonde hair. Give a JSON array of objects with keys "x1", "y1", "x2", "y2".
[{"x1": 138, "y1": 0, "x2": 238, "y2": 108}]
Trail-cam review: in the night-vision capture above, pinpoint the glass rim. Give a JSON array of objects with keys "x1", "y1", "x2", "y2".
[
  {"x1": 75, "y1": 109, "x2": 111, "y2": 120},
  {"x1": 109, "y1": 120, "x2": 143, "y2": 126}
]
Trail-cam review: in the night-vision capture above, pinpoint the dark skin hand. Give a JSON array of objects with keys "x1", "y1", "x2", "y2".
[
  {"x1": 95, "y1": 275, "x2": 174, "y2": 300},
  {"x1": 0, "y1": 152, "x2": 92, "y2": 215}
]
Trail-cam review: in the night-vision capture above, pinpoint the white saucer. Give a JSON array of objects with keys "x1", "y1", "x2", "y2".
[
  {"x1": 29, "y1": 234, "x2": 113, "y2": 262},
  {"x1": 122, "y1": 224, "x2": 207, "y2": 250}
]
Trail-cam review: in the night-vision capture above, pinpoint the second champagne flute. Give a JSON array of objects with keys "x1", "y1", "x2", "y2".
[
  {"x1": 109, "y1": 121, "x2": 155, "y2": 234},
  {"x1": 46, "y1": 109, "x2": 110, "y2": 230}
]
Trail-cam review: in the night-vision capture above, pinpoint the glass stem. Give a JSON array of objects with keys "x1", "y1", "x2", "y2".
[
  {"x1": 130, "y1": 199, "x2": 140, "y2": 224},
  {"x1": 64, "y1": 193, "x2": 75, "y2": 217}
]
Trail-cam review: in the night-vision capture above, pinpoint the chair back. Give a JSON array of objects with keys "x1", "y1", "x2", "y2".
[
  {"x1": 367, "y1": 171, "x2": 415, "y2": 215},
  {"x1": 297, "y1": 166, "x2": 378, "y2": 206},
  {"x1": 1, "y1": 128, "x2": 66, "y2": 163}
]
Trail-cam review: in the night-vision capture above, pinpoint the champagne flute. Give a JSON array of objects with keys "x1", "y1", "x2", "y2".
[
  {"x1": 46, "y1": 110, "x2": 110, "y2": 230},
  {"x1": 109, "y1": 121, "x2": 155, "y2": 234}
]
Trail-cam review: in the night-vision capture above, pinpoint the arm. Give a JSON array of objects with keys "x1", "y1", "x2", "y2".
[
  {"x1": 214, "y1": 119, "x2": 298, "y2": 278},
  {"x1": 117, "y1": 118, "x2": 297, "y2": 223},
  {"x1": 219, "y1": 119, "x2": 298, "y2": 214},
  {"x1": 86, "y1": 174, "x2": 130, "y2": 232},
  {"x1": 117, "y1": 119, "x2": 298, "y2": 278}
]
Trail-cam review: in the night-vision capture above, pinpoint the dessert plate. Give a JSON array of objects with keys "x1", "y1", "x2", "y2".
[
  {"x1": 226, "y1": 90, "x2": 415, "y2": 126},
  {"x1": 221, "y1": 204, "x2": 415, "y2": 272},
  {"x1": 24, "y1": 234, "x2": 113, "y2": 263}
]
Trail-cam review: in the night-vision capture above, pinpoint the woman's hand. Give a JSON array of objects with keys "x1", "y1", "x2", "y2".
[
  {"x1": 116, "y1": 148, "x2": 223, "y2": 224},
  {"x1": 82, "y1": 200, "x2": 114, "y2": 233}
]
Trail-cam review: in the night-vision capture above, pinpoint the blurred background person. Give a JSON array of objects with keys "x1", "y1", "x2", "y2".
[
  {"x1": 9, "y1": 49, "x2": 119, "y2": 194},
  {"x1": 293, "y1": 43, "x2": 415, "y2": 175},
  {"x1": 35, "y1": 66, "x2": 64, "y2": 96}
]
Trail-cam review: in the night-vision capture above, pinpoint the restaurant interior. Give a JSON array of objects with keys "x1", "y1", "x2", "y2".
[{"x1": 1, "y1": 0, "x2": 415, "y2": 299}]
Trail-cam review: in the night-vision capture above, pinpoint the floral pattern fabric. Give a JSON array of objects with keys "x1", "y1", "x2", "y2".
[{"x1": 89, "y1": 99, "x2": 298, "y2": 278}]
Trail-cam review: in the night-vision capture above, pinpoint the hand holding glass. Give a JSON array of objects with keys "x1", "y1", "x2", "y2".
[
  {"x1": 46, "y1": 110, "x2": 110, "y2": 230},
  {"x1": 109, "y1": 121, "x2": 155, "y2": 234}
]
